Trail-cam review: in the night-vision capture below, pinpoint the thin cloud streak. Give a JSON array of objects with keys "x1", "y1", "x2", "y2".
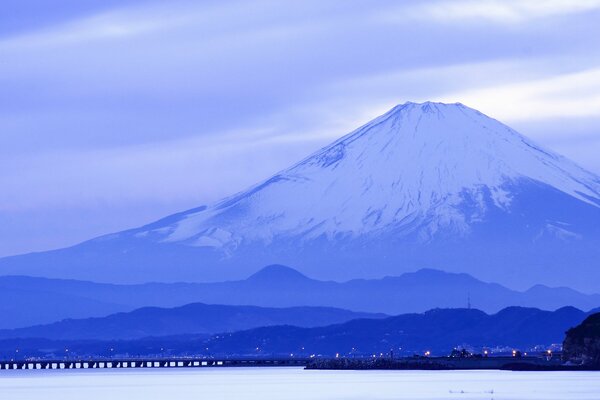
[
  {"x1": 438, "y1": 67, "x2": 600, "y2": 121},
  {"x1": 399, "y1": 0, "x2": 600, "y2": 24}
]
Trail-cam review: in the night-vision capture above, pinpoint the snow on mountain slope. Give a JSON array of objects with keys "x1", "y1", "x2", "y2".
[
  {"x1": 1, "y1": 102, "x2": 600, "y2": 290},
  {"x1": 139, "y1": 102, "x2": 600, "y2": 249}
]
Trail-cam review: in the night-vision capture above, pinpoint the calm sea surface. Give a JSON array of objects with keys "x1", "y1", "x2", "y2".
[{"x1": 1, "y1": 367, "x2": 599, "y2": 399}]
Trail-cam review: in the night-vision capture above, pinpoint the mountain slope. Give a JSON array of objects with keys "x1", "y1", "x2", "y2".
[
  {"x1": 1, "y1": 265, "x2": 599, "y2": 329},
  {"x1": 1, "y1": 102, "x2": 599, "y2": 290},
  {"x1": 204, "y1": 306, "x2": 589, "y2": 356},
  {"x1": 0, "y1": 303, "x2": 385, "y2": 340},
  {"x1": 0, "y1": 278, "x2": 126, "y2": 329}
]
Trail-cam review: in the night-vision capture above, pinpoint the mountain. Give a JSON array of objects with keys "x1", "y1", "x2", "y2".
[
  {"x1": 563, "y1": 312, "x2": 600, "y2": 366},
  {"x1": 1, "y1": 265, "x2": 599, "y2": 329},
  {"x1": 0, "y1": 306, "x2": 588, "y2": 359},
  {"x1": 0, "y1": 276, "x2": 128, "y2": 329},
  {"x1": 203, "y1": 306, "x2": 589, "y2": 356},
  {"x1": 1, "y1": 102, "x2": 600, "y2": 290},
  {"x1": 0, "y1": 303, "x2": 385, "y2": 341}
]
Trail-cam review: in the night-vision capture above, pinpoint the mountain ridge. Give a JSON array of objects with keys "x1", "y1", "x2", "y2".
[
  {"x1": 0, "y1": 303, "x2": 386, "y2": 341},
  {"x1": 202, "y1": 305, "x2": 589, "y2": 356},
  {"x1": 0, "y1": 306, "x2": 590, "y2": 359},
  {"x1": 1, "y1": 265, "x2": 599, "y2": 329}
]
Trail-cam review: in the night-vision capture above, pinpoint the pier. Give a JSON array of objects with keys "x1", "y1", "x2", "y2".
[{"x1": 0, "y1": 358, "x2": 309, "y2": 371}]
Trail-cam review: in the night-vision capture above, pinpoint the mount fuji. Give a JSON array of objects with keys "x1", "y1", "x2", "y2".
[{"x1": 2, "y1": 102, "x2": 600, "y2": 291}]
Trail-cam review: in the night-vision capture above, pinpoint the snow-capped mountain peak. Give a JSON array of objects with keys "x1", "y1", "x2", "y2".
[
  {"x1": 3, "y1": 102, "x2": 600, "y2": 290},
  {"x1": 150, "y1": 102, "x2": 600, "y2": 249}
]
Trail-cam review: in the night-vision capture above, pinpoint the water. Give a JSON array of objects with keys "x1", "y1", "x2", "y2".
[{"x1": 1, "y1": 367, "x2": 599, "y2": 399}]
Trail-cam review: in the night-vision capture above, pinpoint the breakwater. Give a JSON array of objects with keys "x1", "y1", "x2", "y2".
[{"x1": 305, "y1": 356, "x2": 575, "y2": 371}]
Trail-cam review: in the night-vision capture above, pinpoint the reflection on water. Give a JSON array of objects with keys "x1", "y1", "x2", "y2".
[{"x1": 0, "y1": 367, "x2": 599, "y2": 400}]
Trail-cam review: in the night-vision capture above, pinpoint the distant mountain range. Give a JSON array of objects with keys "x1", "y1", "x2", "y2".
[
  {"x1": 199, "y1": 306, "x2": 594, "y2": 356},
  {"x1": 1, "y1": 102, "x2": 599, "y2": 291},
  {"x1": 0, "y1": 303, "x2": 384, "y2": 341},
  {"x1": 0, "y1": 306, "x2": 592, "y2": 359},
  {"x1": 2, "y1": 265, "x2": 599, "y2": 329}
]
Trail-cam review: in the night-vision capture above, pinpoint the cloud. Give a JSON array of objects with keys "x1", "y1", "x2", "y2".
[
  {"x1": 437, "y1": 67, "x2": 600, "y2": 121},
  {"x1": 398, "y1": 0, "x2": 600, "y2": 24},
  {"x1": 279, "y1": 57, "x2": 600, "y2": 137},
  {"x1": 0, "y1": 127, "x2": 324, "y2": 211}
]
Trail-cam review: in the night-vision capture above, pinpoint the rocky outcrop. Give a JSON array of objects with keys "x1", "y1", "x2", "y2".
[{"x1": 563, "y1": 313, "x2": 600, "y2": 366}]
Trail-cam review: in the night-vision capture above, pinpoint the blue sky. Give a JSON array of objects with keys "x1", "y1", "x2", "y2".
[{"x1": 2, "y1": 0, "x2": 600, "y2": 257}]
